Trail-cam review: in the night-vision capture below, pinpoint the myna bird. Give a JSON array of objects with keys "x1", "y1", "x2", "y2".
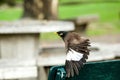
[{"x1": 57, "y1": 31, "x2": 90, "y2": 78}]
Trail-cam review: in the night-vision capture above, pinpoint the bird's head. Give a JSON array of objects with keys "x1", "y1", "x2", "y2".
[{"x1": 57, "y1": 31, "x2": 68, "y2": 40}]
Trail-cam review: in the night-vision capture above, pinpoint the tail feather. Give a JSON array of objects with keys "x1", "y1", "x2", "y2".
[
  {"x1": 69, "y1": 61, "x2": 74, "y2": 77},
  {"x1": 65, "y1": 61, "x2": 71, "y2": 78},
  {"x1": 72, "y1": 62, "x2": 79, "y2": 75}
]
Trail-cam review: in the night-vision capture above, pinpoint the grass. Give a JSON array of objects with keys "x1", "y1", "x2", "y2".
[
  {"x1": 60, "y1": 0, "x2": 120, "y2": 3},
  {"x1": 0, "y1": 2, "x2": 120, "y2": 40},
  {"x1": 59, "y1": 2, "x2": 120, "y2": 36},
  {"x1": 0, "y1": 2, "x2": 119, "y2": 22},
  {"x1": 41, "y1": 32, "x2": 60, "y2": 41},
  {"x1": 0, "y1": 7, "x2": 22, "y2": 21},
  {"x1": 86, "y1": 22, "x2": 120, "y2": 36},
  {"x1": 59, "y1": 2, "x2": 120, "y2": 22}
]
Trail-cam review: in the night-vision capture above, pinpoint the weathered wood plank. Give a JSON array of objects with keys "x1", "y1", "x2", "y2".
[
  {"x1": 37, "y1": 67, "x2": 47, "y2": 80},
  {"x1": 37, "y1": 43, "x2": 120, "y2": 66},
  {"x1": 0, "y1": 66, "x2": 37, "y2": 79},
  {"x1": 75, "y1": 14, "x2": 99, "y2": 24},
  {"x1": 0, "y1": 59, "x2": 37, "y2": 80},
  {"x1": 0, "y1": 59, "x2": 36, "y2": 67},
  {"x1": 19, "y1": 78, "x2": 37, "y2": 80},
  {"x1": 0, "y1": 20, "x2": 74, "y2": 34},
  {"x1": 0, "y1": 34, "x2": 40, "y2": 59}
]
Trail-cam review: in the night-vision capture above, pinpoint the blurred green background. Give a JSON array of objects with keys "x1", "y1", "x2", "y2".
[{"x1": 0, "y1": 0, "x2": 120, "y2": 40}]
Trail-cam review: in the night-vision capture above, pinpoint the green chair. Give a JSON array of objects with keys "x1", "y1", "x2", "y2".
[{"x1": 48, "y1": 60, "x2": 120, "y2": 80}]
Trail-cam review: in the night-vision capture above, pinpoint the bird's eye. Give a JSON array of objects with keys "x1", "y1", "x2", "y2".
[{"x1": 60, "y1": 33, "x2": 63, "y2": 36}]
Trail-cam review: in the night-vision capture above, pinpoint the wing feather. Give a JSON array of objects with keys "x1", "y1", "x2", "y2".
[{"x1": 64, "y1": 32, "x2": 90, "y2": 77}]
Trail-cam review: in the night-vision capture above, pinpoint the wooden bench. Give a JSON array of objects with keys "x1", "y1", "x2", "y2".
[
  {"x1": 65, "y1": 14, "x2": 99, "y2": 33},
  {"x1": 37, "y1": 42, "x2": 120, "y2": 80},
  {"x1": 38, "y1": 42, "x2": 120, "y2": 66},
  {"x1": 0, "y1": 20, "x2": 74, "y2": 80}
]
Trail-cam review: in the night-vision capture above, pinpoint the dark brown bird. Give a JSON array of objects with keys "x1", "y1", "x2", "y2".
[{"x1": 57, "y1": 31, "x2": 90, "y2": 78}]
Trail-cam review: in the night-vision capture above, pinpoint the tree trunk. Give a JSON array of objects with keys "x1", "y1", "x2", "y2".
[
  {"x1": 23, "y1": 0, "x2": 44, "y2": 19},
  {"x1": 22, "y1": 0, "x2": 58, "y2": 20},
  {"x1": 42, "y1": 0, "x2": 58, "y2": 20}
]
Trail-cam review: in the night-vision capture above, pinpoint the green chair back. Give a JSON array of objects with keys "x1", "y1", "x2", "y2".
[{"x1": 48, "y1": 60, "x2": 120, "y2": 80}]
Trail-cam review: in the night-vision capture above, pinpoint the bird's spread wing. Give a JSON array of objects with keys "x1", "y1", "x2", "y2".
[{"x1": 65, "y1": 39, "x2": 90, "y2": 78}]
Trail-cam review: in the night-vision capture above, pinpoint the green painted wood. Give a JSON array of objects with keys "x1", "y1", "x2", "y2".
[
  {"x1": 48, "y1": 60, "x2": 120, "y2": 80},
  {"x1": 48, "y1": 66, "x2": 63, "y2": 80}
]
